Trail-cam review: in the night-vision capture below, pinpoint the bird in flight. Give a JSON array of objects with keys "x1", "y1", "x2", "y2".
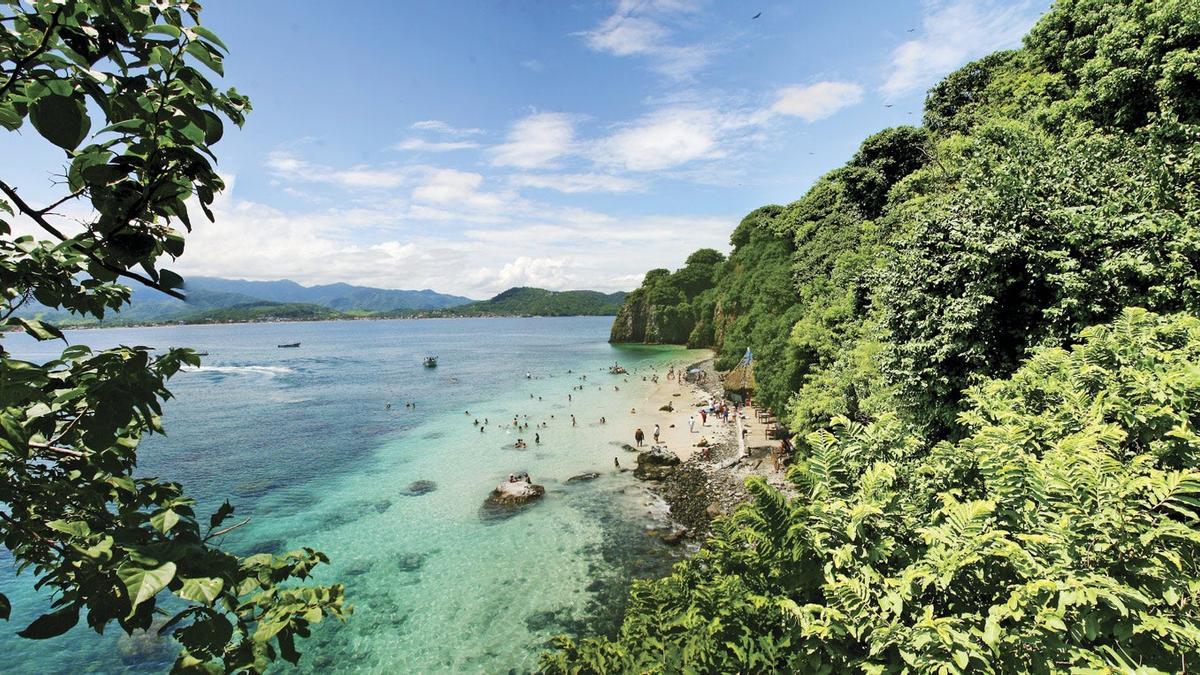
[
  {"x1": 907, "y1": 28, "x2": 916, "y2": 32},
  {"x1": 752, "y1": 12, "x2": 762, "y2": 19},
  {"x1": 885, "y1": 104, "x2": 894, "y2": 108}
]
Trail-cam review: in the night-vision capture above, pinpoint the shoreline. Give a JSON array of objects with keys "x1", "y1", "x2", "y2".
[
  {"x1": 9, "y1": 313, "x2": 623, "y2": 333},
  {"x1": 613, "y1": 353, "x2": 791, "y2": 542}
]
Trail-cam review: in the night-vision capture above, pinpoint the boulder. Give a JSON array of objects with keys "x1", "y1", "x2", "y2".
[
  {"x1": 480, "y1": 479, "x2": 545, "y2": 522},
  {"x1": 633, "y1": 446, "x2": 681, "y2": 480},
  {"x1": 567, "y1": 472, "x2": 601, "y2": 483},
  {"x1": 705, "y1": 502, "x2": 724, "y2": 518},
  {"x1": 621, "y1": 443, "x2": 639, "y2": 453},
  {"x1": 660, "y1": 526, "x2": 689, "y2": 545}
]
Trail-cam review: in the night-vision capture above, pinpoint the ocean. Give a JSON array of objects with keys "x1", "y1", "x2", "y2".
[{"x1": 0, "y1": 317, "x2": 704, "y2": 673}]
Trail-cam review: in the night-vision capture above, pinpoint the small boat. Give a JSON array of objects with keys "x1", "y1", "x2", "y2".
[
  {"x1": 423, "y1": 356, "x2": 438, "y2": 368},
  {"x1": 277, "y1": 342, "x2": 300, "y2": 348}
]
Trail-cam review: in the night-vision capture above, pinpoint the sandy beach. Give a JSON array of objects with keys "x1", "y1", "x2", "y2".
[
  {"x1": 606, "y1": 351, "x2": 795, "y2": 540},
  {"x1": 615, "y1": 353, "x2": 734, "y2": 462}
]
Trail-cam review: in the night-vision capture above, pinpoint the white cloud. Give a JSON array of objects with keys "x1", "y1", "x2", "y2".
[
  {"x1": 520, "y1": 59, "x2": 545, "y2": 72},
  {"x1": 771, "y1": 81, "x2": 865, "y2": 122},
  {"x1": 265, "y1": 150, "x2": 410, "y2": 189},
  {"x1": 165, "y1": 173, "x2": 734, "y2": 296},
  {"x1": 510, "y1": 172, "x2": 642, "y2": 193},
  {"x1": 410, "y1": 120, "x2": 484, "y2": 136},
  {"x1": 579, "y1": 0, "x2": 710, "y2": 79},
  {"x1": 489, "y1": 112, "x2": 576, "y2": 169},
  {"x1": 393, "y1": 138, "x2": 481, "y2": 152},
  {"x1": 591, "y1": 107, "x2": 731, "y2": 172},
  {"x1": 882, "y1": 0, "x2": 1043, "y2": 97}
]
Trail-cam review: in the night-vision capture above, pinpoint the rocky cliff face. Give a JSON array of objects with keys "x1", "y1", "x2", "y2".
[{"x1": 609, "y1": 290, "x2": 647, "y2": 343}]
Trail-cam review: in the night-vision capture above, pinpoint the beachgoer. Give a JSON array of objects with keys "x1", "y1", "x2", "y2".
[
  {"x1": 634, "y1": 428, "x2": 645, "y2": 447},
  {"x1": 601, "y1": 417, "x2": 606, "y2": 424},
  {"x1": 535, "y1": 433, "x2": 540, "y2": 444},
  {"x1": 385, "y1": 403, "x2": 391, "y2": 410},
  {"x1": 630, "y1": 408, "x2": 636, "y2": 414},
  {"x1": 653, "y1": 424, "x2": 660, "y2": 443},
  {"x1": 614, "y1": 457, "x2": 620, "y2": 468},
  {"x1": 689, "y1": 416, "x2": 696, "y2": 433},
  {"x1": 700, "y1": 410, "x2": 708, "y2": 425},
  {"x1": 571, "y1": 415, "x2": 577, "y2": 426}
]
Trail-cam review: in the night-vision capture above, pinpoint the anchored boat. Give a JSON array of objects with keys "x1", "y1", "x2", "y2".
[
  {"x1": 423, "y1": 356, "x2": 438, "y2": 368},
  {"x1": 277, "y1": 342, "x2": 300, "y2": 348}
]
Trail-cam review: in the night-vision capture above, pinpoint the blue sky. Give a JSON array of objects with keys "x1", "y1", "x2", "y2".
[{"x1": 3, "y1": 0, "x2": 1051, "y2": 298}]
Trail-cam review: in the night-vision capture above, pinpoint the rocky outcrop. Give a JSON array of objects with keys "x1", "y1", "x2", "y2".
[
  {"x1": 633, "y1": 446, "x2": 681, "y2": 480},
  {"x1": 566, "y1": 472, "x2": 601, "y2": 483},
  {"x1": 609, "y1": 289, "x2": 649, "y2": 343},
  {"x1": 480, "y1": 479, "x2": 545, "y2": 522}
]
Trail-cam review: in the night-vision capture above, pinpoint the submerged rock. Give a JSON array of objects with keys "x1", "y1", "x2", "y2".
[
  {"x1": 567, "y1": 472, "x2": 601, "y2": 483},
  {"x1": 620, "y1": 443, "x2": 639, "y2": 453},
  {"x1": 394, "y1": 551, "x2": 429, "y2": 572},
  {"x1": 480, "y1": 479, "x2": 545, "y2": 522},
  {"x1": 634, "y1": 447, "x2": 681, "y2": 480},
  {"x1": 402, "y1": 480, "x2": 438, "y2": 496}
]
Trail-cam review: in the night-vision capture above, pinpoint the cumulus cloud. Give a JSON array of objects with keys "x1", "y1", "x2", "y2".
[
  {"x1": 882, "y1": 0, "x2": 1043, "y2": 97},
  {"x1": 771, "y1": 81, "x2": 865, "y2": 122},
  {"x1": 166, "y1": 171, "x2": 734, "y2": 296},
  {"x1": 509, "y1": 172, "x2": 642, "y2": 193},
  {"x1": 489, "y1": 112, "x2": 576, "y2": 169},
  {"x1": 591, "y1": 107, "x2": 744, "y2": 172},
  {"x1": 393, "y1": 138, "x2": 481, "y2": 152},
  {"x1": 580, "y1": 0, "x2": 710, "y2": 79},
  {"x1": 265, "y1": 150, "x2": 410, "y2": 189},
  {"x1": 410, "y1": 119, "x2": 484, "y2": 136}
]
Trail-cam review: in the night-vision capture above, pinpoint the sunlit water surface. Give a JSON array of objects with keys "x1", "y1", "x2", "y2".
[{"x1": 1, "y1": 317, "x2": 702, "y2": 673}]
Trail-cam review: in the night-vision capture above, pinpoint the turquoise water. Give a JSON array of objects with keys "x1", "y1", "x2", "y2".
[{"x1": 1, "y1": 317, "x2": 703, "y2": 673}]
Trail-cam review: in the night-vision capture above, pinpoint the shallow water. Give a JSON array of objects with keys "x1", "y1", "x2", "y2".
[{"x1": 0, "y1": 317, "x2": 703, "y2": 673}]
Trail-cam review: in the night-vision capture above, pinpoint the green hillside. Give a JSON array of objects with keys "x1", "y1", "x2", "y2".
[
  {"x1": 557, "y1": 1, "x2": 1200, "y2": 671},
  {"x1": 446, "y1": 287, "x2": 627, "y2": 316}
]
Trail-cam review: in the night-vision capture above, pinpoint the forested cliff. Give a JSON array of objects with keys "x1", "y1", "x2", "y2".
[
  {"x1": 563, "y1": 0, "x2": 1200, "y2": 671},
  {"x1": 609, "y1": 0, "x2": 1200, "y2": 436}
]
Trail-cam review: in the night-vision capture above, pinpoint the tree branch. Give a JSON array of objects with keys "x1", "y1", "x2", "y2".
[
  {"x1": 27, "y1": 441, "x2": 86, "y2": 458},
  {"x1": 48, "y1": 406, "x2": 89, "y2": 446},
  {"x1": 0, "y1": 6, "x2": 64, "y2": 99},
  {"x1": 205, "y1": 517, "x2": 251, "y2": 542},
  {"x1": 37, "y1": 188, "x2": 86, "y2": 216},
  {"x1": 0, "y1": 180, "x2": 187, "y2": 301}
]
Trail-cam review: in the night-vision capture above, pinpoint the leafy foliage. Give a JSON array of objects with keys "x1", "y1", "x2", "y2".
[
  {"x1": 590, "y1": 0, "x2": 1200, "y2": 670},
  {"x1": 549, "y1": 309, "x2": 1200, "y2": 672},
  {"x1": 1, "y1": 1, "x2": 345, "y2": 671}
]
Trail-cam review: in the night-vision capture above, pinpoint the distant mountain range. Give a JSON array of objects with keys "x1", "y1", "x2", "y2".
[{"x1": 17, "y1": 278, "x2": 626, "y2": 326}]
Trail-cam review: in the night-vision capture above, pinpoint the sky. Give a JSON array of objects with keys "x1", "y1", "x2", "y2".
[{"x1": 1, "y1": 0, "x2": 1052, "y2": 299}]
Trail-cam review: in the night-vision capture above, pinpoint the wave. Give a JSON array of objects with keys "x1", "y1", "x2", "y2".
[{"x1": 182, "y1": 365, "x2": 294, "y2": 377}]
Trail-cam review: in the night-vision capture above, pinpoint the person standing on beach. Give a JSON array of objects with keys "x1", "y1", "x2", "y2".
[
  {"x1": 571, "y1": 415, "x2": 577, "y2": 426},
  {"x1": 635, "y1": 428, "x2": 645, "y2": 447},
  {"x1": 689, "y1": 416, "x2": 696, "y2": 433},
  {"x1": 700, "y1": 409, "x2": 707, "y2": 425},
  {"x1": 653, "y1": 424, "x2": 660, "y2": 443}
]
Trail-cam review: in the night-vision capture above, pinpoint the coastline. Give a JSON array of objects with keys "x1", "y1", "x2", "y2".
[{"x1": 612, "y1": 352, "x2": 791, "y2": 542}]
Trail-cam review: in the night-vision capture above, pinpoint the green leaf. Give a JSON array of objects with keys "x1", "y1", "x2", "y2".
[
  {"x1": 176, "y1": 577, "x2": 224, "y2": 604},
  {"x1": 144, "y1": 24, "x2": 182, "y2": 39},
  {"x1": 14, "y1": 318, "x2": 65, "y2": 341},
  {"x1": 47, "y1": 520, "x2": 91, "y2": 538},
  {"x1": 118, "y1": 562, "x2": 177, "y2": 615},
  {"x1": 185, "y1": 41, "x2": 224, "y2": 76},
  {"x1": 150, "y1": 509, "x2": 180, "y2": 533},
  {"x1": 201, "y1": 110, "x2": 223, "y2": 145},
  {"x1": 17, "y1": 606, "x2": 79, "y2": 639},
  {"x1": 191, "y1": 26, "x2": 229, "y2": 52},
  {"x1": 0, "y1": 102, "x2": 22, "y2": 131},
  {"x1": 29, "y1": 95, "x2": 91, "y2": 150},
  {"x1": 0, "y1": 593, "x2": 9, "y2": 621}
]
